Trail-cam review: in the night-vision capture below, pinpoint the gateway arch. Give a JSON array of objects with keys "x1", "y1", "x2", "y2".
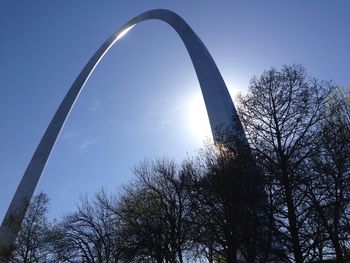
[{"x1": 0, "y1": 9, "x2": 248, "y2": 255}]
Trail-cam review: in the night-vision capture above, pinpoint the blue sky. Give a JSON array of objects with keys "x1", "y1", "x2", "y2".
[{"x1": 1, "y1": 1, "x2": 349, "y2": 221}]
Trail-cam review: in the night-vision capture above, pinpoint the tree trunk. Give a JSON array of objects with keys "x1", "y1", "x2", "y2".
[
  {"x1": 329, "y1": 233, "x2": 343, "y2": 261},
  {"x1": 280, "y1": 159, "x2": 303, "y2": 263}
]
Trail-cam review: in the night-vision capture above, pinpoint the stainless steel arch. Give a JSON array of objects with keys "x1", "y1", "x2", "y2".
[{"x1": 0, "y1": 9, "x2": 247, "y2": 254}]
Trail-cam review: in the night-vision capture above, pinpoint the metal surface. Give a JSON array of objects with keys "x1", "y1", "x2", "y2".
[{"x1": 0, "y1": 9, "x2": 247, "y2": 255}]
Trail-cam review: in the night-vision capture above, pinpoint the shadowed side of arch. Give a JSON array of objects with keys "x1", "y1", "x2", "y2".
[{"x1": 0, "y1": 9, "x2": 247, "y2": 254}]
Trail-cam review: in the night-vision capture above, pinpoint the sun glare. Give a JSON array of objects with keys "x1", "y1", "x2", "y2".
[
  {"x1": 116, "y1": 25, "x2": 135, "y2": 41},
  {"x1": 187, "y1": 94, "x2": 212, "y2": 141}
]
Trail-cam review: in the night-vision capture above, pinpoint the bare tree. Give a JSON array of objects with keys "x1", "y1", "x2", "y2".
[
  {"x1": 237, "y1": 64, "x2": 333, "y2": 263},
  {"x1": 122, "y1": 159, "x2": 193, "y2": 263},
  {"x1": 116, "y1": 185, "x2": 170, "y2": 263},
  {"x1": 53, "y1": 194, "x2": 121, "y2": 263},
  {"x1": 306, "y1": 92, "x2": 350, "y2": 261},
  {"x1": 186, "y1": 141, "x2": 272, "y2": 263},
  {"x1": 7, "y1": 193, "x2": 53, "y2": 263}
]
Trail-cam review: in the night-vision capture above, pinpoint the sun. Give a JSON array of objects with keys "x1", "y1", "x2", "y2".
[{"x1": 187, "y1": 94, "x2": 212, "y2": 141}]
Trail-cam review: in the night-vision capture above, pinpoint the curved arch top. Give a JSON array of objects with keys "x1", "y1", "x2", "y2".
[{"x1": 0, "y1": 9, "x2": 247, "y2": 253}]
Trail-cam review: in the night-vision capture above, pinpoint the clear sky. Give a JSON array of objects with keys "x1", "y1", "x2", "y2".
[{"x1": 1, "y1": 1, "x2": 349, "y2": 221}]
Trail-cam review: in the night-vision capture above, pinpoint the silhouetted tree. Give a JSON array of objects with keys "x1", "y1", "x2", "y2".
[
  {"x1": 237, "y1": 64, "x2": 333, "y2": 262},
  {"x1": 93, "y1": 159, "x2": 193, "y2": 263},
  {"x1": 8, "y1": 193, "x2": 54, "y2": 263},
  {"x1": 116, "y1": 185, "x2": 170, "y2": 263},
  {"x1": 306, "y1": 91, "x2": 350, "y2": 261},
  {"x1": 53, "y1": 194, "x2": 121, "y2": 263},
  {"x1": 187, "y1": 141, "x2": 272, "y2": 263}
]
